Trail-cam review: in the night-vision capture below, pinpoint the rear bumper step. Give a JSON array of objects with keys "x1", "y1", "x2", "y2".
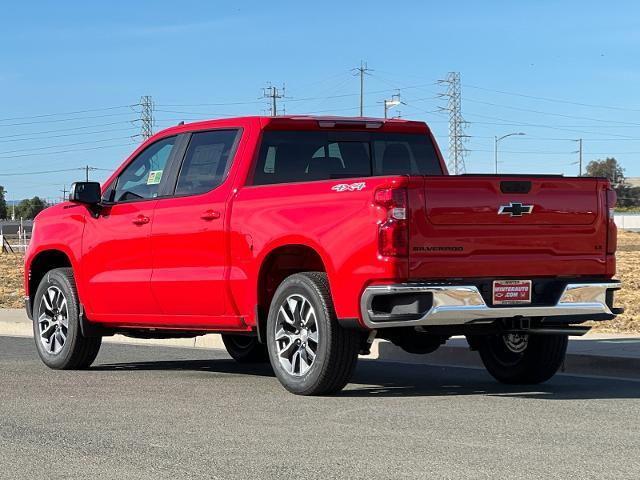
[{"x1": 360, "y1": 281, "x2": 622, "y2": 329}]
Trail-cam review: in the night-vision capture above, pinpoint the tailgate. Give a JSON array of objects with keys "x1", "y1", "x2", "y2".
[
  {"x1": 407, "y1": 175, "x2": 609, "y2": 278},
  {"x1": 426, "y1": 176, "x2": 598, "y2": 225}
]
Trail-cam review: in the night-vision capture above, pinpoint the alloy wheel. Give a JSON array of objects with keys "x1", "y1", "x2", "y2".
[
  {"x1": 274, "y1": 294, "x2": 320, "y2": 376},
  {"x1": 37, "y1": 286, "x2": 69, "y2": 355}
]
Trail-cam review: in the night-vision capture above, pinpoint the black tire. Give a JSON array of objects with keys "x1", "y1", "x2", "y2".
[
  {"x1": 266, "y1": 272, "x2": 360, "y2": 395},
  {"x1": 221, "y1": 334, "x2": 269, "y2": 363},
  {"x1": 32, "y1": 268, "x2": 102, "y2": 369},
  {"x1": 476, "y1": 333, "x2": 568, "y2": 384}
]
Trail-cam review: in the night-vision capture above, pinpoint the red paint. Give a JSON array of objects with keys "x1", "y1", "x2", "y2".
[{"x1": 24, "y1": 116, "x2": 617, "y2": 333}]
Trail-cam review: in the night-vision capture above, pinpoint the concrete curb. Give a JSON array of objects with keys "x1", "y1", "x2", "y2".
[
  {"x1": 2, "y1": 311, "x2": 639, "y2": 380},
  {"x1": 0, "y1": 318, "x2": 226, "y2": 350}
]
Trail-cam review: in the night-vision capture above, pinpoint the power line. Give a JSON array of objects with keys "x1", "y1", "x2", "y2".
[
  {"x1": 0, "y1": 141, "x2": 137, "y2": 160},
  {"x1": 0, "y1": 105, "x2": 136, "y2": 123},
  {"x1": 0, "y1": 166, "x2": 116, "y2": 177},
  {"x1": 463, "y1": 112, "x2": 640, "y2": 139},
  {"x1": 0, "y1": 121, "x2": 137, "y2": 140},
  {"x1": 0, "y1": 168, "x2": 90, "y2": 177},
  {"x1": 0, "y1": 135, "x2": 138, "y2": 155},
  {"x1": 156, "y1": 100, "x2": 264, "y2": 107},
  {"x1": 0, "y1": 126, "x2": 139, "y2": 144},
  {"x1": 464, "y1": 84, "x2": 640, "y2": 113},
  {"x1": 463, "y1": 97, "x2": 640, "y2": 126},
  {"x1": 155, "y1": 109, "x2": 240, "y2": 116},
  {"x1": 0, "y1": 111, "x2": 138, "y2": 127}
]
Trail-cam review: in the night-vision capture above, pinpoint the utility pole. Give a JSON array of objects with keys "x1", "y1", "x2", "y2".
[
  {"x1": 140, "y1": 95, "x2": 154, "y2": 140},
  {"x1": 262, "y1": 84, "x2": 285, "y2": 116},
  {"x1": 578, "y1": 138, "x2": 583, "y2": 176},
  {"x1": 85, "y1": 165, "x2": 90, "y2": 182},
  {"x1": 60, "y1": 185, "x2": 68, "y2": 203},
  {"x1": 571, "y1": 138, "x2": 583, "y2": 176},
  {"x1": 438, "y1": 72, "x2": 468, "y2": 174},
  {"x1": 352, "y1": 61, "x2": 372, "y2": 117}
]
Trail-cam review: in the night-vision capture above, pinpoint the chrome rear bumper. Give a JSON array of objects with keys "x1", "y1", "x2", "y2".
[{"x1": 360, "y1": 281, "x2": 621, "y2": 329}]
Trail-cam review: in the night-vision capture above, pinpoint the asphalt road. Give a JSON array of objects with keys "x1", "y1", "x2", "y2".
[{"x1": 1, "y1": 336, "x2": 638, "y2": 479}]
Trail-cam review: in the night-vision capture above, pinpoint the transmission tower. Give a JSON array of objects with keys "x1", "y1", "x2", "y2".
[
  {"x1": 262, "y1": 84, "x2": 285, "y2": 116},
  {"x1": 438, "y1": 72, "x2": 468, "y2": 174},
  {"x1": 352, "y1": 61, "x2": 372, "y2": 117},
  {"x1": 140, "y1": 95, "x2": 155, "y2": 140}
]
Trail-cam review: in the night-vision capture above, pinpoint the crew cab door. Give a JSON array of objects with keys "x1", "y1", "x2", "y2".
[
  {"x1": 150, "y1": 129, "x2": 243, "y2": 324},
  {"x1": 81, "y1": 136, "x2": 177, "y2": 319}
]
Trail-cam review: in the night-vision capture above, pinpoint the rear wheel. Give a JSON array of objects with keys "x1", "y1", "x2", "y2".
[
  {"x1": 32, "y1": 268, "x2": 102, "y2": 369},
  {"x1": 266, "y1": 272, "x2": 360, "y2": 395},
  {"x1": 221, "y1": 334, "x2": 268, "y2": 363},
  {"x1": 476, "y1": 333, "x2": 568, "y2": 384}
]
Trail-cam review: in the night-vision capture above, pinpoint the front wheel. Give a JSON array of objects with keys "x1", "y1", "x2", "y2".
[
  {"x1": 475, "y1": 333, "x2": 568, "y2": 384},
  {"x1": 32, "y1": 268, "x2": 102, "y2": 369},
  {"x1": 266, "y1": 272, "x2": 360, "y2": 395}
]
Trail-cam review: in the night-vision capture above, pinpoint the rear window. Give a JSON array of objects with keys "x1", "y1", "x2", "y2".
[{"x1": 252, "y1": 131, "x2": 442, "y2": 185}]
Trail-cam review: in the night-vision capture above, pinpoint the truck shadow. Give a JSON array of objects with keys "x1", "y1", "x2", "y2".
[
  {"x1": 91, "y1": 357, "x2": 640, "y2": 401},
  {"x1": 345, "y1": 359, "x2": 640, "y2": 400}
]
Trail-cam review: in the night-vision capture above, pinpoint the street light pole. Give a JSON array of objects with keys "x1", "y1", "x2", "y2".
[
  {"x1": 494, "y1": 132, "x2": 526, "y2": 174},
  {"x1": 383, "y1": 92, "x2": 403, "y2": 119}
]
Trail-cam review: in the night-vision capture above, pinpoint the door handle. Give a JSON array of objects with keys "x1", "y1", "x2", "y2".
[
  {"x1": 132, "y1": 214, "x2": 150, "y2": 225},
  {"x1": 201, "y1": 210, "x2": 221, "y2": 221}
]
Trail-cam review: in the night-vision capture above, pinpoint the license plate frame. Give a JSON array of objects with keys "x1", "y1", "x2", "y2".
[{"x1": 492, "y1": 280, "x2": 532, "y2": 305}]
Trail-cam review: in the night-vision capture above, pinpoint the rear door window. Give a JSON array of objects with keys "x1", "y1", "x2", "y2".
[
  {"x1": 174, "y1": 129, "x2": 240, "y2": 196},
  {"x1": 252, "y1": 131, "x2": 441, "y2": 185}
]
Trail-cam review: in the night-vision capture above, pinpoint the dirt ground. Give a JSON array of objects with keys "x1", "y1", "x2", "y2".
[{"x1": 1, "y1": 232, "x2": 638, "y2": 332}]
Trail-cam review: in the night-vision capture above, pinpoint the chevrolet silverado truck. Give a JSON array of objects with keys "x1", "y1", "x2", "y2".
[{"x1": 24, "y1": 115, "x2": 622, "y2": 395}]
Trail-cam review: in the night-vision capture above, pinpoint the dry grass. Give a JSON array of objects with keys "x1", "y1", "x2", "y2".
[
  {"x1": 0, "y1": 253, "x2": 25, "y2": 308},
  {"x1": 591, "y1": 229, "x2": 640, "y2": 333},
  {"x1": 1, "y1": 233, "x2": 639, "y2": 332}
]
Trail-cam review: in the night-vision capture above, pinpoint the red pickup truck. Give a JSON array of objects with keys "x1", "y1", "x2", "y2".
[{"x1": 24, "y1": 116, "x2": 622, "y2": 395}]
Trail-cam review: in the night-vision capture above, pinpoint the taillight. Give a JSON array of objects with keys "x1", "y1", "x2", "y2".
[
  {"x1": 606, "y1": 187, "x2": 617, "y2": 254},
  {"x1": 375, "y1": 187, "x2": 408, "y2": 256}
]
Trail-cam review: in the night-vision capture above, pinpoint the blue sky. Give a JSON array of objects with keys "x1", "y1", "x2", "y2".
[{"x1": 1, "y1": 0, "x2": 639, "y2": 201}]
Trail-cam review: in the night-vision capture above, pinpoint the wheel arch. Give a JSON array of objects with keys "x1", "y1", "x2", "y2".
[
  {"x1": 255, "y1": 242, "x2": 330, "y2": 342},
  {"x1": 27, "y1": 249, "x2": 75, "y2": 314}
]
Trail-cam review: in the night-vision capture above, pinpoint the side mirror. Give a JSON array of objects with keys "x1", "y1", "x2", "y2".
[{"x1": 69, "y1": 182, "x2": 101, "y2": 205}]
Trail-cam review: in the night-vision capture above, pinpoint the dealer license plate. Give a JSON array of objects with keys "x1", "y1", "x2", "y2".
[{"x1": 492, "y1": 280, "x2": 532, "y2": 305}]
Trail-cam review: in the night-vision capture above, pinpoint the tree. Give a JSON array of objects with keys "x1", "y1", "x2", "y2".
[
  {"x1": 613, "y1": 183, "x2": 640, "y2": 208},
  {"x1": 584, "y1": 157, "x2": 640, "y2": 208},
  {"x1": 0, "y1": 186, "x2": 6, "y2": 220},
  {"x1": 584, "y1": 157, "x2": 625, "y2": 184},
  {"x1": 14, "y1": 196, "x2": 49, "y2": 219}
]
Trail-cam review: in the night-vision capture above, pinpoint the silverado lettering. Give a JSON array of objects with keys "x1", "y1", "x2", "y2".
[{"x1": 413, "y1": 246, "x2": 464, "y2": 252}]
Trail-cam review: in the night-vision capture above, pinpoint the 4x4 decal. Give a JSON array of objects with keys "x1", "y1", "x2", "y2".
[{"x1": 331, "y1": 182, "x2": 366, "y2": 192}]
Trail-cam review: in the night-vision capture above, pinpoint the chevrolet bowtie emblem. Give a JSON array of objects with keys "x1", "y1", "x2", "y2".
[{"x1": 498, "y1": 202, "x2": 533, "y2": 217}]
